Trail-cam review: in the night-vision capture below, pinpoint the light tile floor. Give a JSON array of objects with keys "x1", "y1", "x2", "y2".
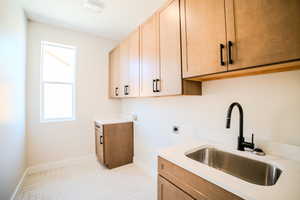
[{"x1": 16, "y1": 161, "x2": 156, "y2": 200}]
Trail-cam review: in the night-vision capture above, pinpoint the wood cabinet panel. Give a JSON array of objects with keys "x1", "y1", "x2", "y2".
[
  {"x1": 109, "y1": 47, "x2": 120, "y2": 98},
  {"x1": 187, "y1": 60, "x2": 300, "y2": 82},
  {"x1": 158, "y1": 176, "x2": 194, "y2": 200},
  {"x1": 181, "y1": 0, "x2": 228, "y2": 78},
  {"x1": 140, "y1": 15, "x2": 160, "y2": 96},
  {"x1": 158, "y1": 0, "x2": 182, "y2": 96},
  {"x1": 95, "y1": 127, "x2": 104, "y2": 164},
  {"x1": 103, "y1": 122, "x2": 133, "y2": 169},
  {"x1": 128, "y1": 28, "x2": 140, "y2": 97},
  {"x1": 225, "y1": 0, "x2": 300, "y2": 70},
  {"x1": 119, "y1": 40, "x2": 129, "y2": 97}
]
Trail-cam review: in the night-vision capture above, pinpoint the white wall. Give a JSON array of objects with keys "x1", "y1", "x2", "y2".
[
  {"x1": 121, "y1": 71, "x2": 300, "y2": 175},
  {"x1": 27, "y1": 22, "x2": 120, "y2": 166},
  {"x1": 0, "y1": 0, "x2": 27, "y2": 199}
]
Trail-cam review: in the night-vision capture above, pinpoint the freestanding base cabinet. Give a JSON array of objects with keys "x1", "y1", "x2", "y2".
[{"x1": 95, "y1": 121, "x2": 134, "y2": 169}]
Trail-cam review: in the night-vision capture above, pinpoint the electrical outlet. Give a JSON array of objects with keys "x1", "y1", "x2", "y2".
[
  {"x1": 173, "y1": 126, "x2": 179, "y2": 134},
  {"x1": 131, "y1": 114, "x2": 138, "y2": 121}
]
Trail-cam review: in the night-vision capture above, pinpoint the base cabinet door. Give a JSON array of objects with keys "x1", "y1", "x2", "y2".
[
  {"x1": 226, "y1": 0, "x2": 300, "y2": 70},
  {"x1": 158, "y1": 176, "x2": 194, "y2": 200},
  {"x1": 103, "y1": 122, "x2": 134, "y2": 169}
]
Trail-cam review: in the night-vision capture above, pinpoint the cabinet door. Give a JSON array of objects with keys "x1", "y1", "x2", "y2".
[
  {"x1": 109, "y1": 47, "x2": 120, "y2": 98},
  {"x1": 226, "y1": 0, "x2": 300, "y2": 70},
  {"x1": 119, "y1": 40, "x2": 129, "y2": 97},
  {"x1": 181, "y1": 0, "x2": 228, "y2": 78},
  {"x1": 158, "y1": 0, "x2": 182, "y2": 96},
  {"x1": 158, "y1": 176, "x2": 194, "y2": 200},
  {"x1": 103, "y1": 123, "x2": 134, "y2": 169},
  {"x1": 140, "y1": 15, "x2": 160, "y2": 97},
  {"x1": 128, "y1": 28, "x2": 140, "y2": 97}
]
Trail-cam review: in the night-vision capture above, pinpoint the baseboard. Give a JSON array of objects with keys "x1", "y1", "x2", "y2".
[
  {"x1": 10, "y1": 154, "x2": 96, "y2": 200},
  {"x1": 10, "y1": 168, "x2": 29, "y2": 200},
  {"x1": 27, "y1": 154, "x2": 96, "y2": 175}
]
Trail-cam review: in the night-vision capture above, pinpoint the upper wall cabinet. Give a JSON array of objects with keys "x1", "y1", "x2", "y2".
[
  {"x1": 127, "y1": 29, "x2": 140, "y2": 97},
  {"x1": 140, "y1": 0, "x2": 183, "y2": 97},
  {"x1": 109, "y1": 47, "x2": 120, "y2": 98},
  {"x1": 181, "y1": 0, "x2": 228, "y2": 78},
  {"x1": 119, "y1": 39, "x2": 129, "y2": 98},
  {"x1": 109, "y1": 0, "x2": 300, "y2": 97},
  {"x1": 225, "y1": 0, "x2": 300, "y2": 71},
  {"x1": 109, "y1": 0, "x2": 201, "y2": 98},
  {"x1": 182, "y1": 0, "x2": 300, "y2": 78},
  {"x1": 140, "y1": 15, "x2": 160, "y2": 97},
  {"x1": 158, "y1": 0, "x2": 182, "y2": 96},
  {"x1": 110, "y1": 29, "x2": 140, "y2": 98}
]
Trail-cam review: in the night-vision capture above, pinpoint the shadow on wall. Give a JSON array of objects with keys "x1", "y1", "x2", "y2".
[{"x1": 0, "y1": 84, "x2": 13, "y2": 123}]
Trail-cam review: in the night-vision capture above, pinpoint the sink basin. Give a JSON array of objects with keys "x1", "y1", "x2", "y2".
[{"x1": 186, "y1": 147, "x2": 282, "y2": 186}]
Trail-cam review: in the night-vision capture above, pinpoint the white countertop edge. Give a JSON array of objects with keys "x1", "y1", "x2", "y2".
[
  {"x1": 95, "y1": 119, "x2": 133, "y2": 125},
  {"x1": 158, "y1": 141, "x2": 300, "y2": 200}
]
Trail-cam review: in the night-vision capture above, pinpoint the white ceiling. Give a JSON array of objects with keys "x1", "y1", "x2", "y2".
[{"x1": 21, "y1": 0, "x2": 167, "y2": 41}]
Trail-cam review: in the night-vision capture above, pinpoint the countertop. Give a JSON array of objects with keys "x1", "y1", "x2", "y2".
[
  {"x1": 158, "y1": 141, "x2": 300, "y2": 200},
  {"x1": 95, "y1": 119, "x2": 133, "y2": 125}
]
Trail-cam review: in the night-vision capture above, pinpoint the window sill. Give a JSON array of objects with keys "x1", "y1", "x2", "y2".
[{"x1": 40, "y1": 118, "x2": 76, "y2": 123}]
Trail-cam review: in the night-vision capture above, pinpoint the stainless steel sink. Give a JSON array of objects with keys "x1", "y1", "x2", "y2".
[{"x1": 186, "y1": 147, "x2": 282, "y2": 186}]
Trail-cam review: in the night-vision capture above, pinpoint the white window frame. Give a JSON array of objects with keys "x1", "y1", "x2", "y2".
[{"x1": 40, "y1": 41, "x2": 77, "y2": 123}]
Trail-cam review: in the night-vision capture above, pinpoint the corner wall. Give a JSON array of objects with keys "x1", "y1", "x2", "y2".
[{"x1": 0, "y1": 0, "x2": 27, "y2": 199}]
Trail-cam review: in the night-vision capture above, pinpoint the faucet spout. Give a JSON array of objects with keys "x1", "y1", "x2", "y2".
[
  {"x1": 226, "y1": 102, "x2": 244, "y2": 138},
  {"x1": 226, "y1": 102, "x2": 254, "y2": 151}
]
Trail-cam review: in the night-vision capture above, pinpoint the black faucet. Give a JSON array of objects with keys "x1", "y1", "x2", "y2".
[{"x1": 226, "y1": 102, "x2": 255, "y2": 151}]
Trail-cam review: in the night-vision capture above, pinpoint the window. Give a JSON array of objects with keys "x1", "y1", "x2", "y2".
[{"x1": 40, "y1": 41, "x2": 76, "y2": 122}]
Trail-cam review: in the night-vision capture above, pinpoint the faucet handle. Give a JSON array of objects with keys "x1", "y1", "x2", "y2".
[{"x1": 251, "y1": 134, "x2": 255, "y2": 149}]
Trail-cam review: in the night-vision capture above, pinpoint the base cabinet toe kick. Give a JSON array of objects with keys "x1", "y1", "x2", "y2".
[{"x1": 157, "y1": 157, "x2": 244, "y2": 200}]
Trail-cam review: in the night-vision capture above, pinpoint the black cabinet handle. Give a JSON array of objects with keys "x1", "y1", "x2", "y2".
[
  {"x1": 228, "y1": 41, "x2": 234, "y2": 64},
  {"x1": 126, "y1": 85, "x2": 129, "y2": 95},
  {"x1": 115, "y1": 87, "x2": 119, "y2": 96},
  {"x1": 220, "y1": 44, "x2": 225, "y2": 66},
  {"x1": 156, "y1": 79, "x2": 160, "y2": 93},
  {"x1": 124, "y1": 85, "x2": 129, "y2": 95},
  {"x1": 153, "y1": 79, "x2": 157, "y2": 93},
  {"x1": 100, "y1": 135, "x2": 103, "y2": 144}
]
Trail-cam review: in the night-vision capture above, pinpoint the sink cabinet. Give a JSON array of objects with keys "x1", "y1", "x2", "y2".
[{"x1": 158, "y1": 157, "x2": 244, "y2": 200}]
